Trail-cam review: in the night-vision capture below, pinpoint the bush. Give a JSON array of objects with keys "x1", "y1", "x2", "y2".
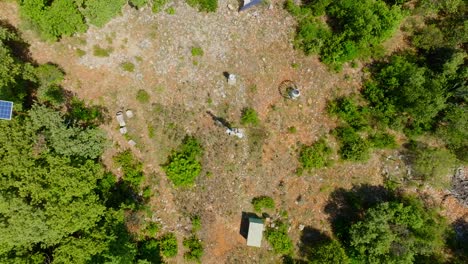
[
  {"x1": 121, "y1": 62, "x2": 135, "y2": 72},
  {"x1": 93, "y1": 45, "x2": 112, "y2": 57},
  {"x1": 265, "y1": 221, "x2": 294, "y2": 255},
  {"x1": 299, "y1": 138, "x2": 333, "y2": 170},
  {"x1": 67, "y1": 97, "x2": 103, "y2": 126},
  {"x1": 307, "y1": 239, "x2": 349, "y2": 264},
  {"x1": 81, "y1": 0, "x2": 126, "y2": 27},
  {"x1": 368, "y1": 132, "x2": 397, "y2": 149},
  {"x1": 251, "y1": 196, "x2": 275, "y2": 212},
  {"x1": 334, "y1": 127, "x2": 370, "y2": 161},
  {"x1": 191, "y1": 47, "x2": 204, "y2": 57},
  {"x1": 240, "y1": 107, "x2": 259, "y2": 126},
  {"x1": 159, "y1": 233, "x2": 178, "y2": 257},
  {"x1": 163, "y1": 136, "x2": 203, "y2": 187},
  {"x1": 183, "y1": 236, "x2": 204, "y2": 261},
  {"x1": 191, "y1": 215, "x2": 201, "y2": 232},
  {"x1": 409, "y1": 142, "x2": 458, "y2": 188},
  {"x1": 129, "y1": 0, "x2": 148, "y2": 9},
  {"x1": 114, "y1": 150, "x2": 145, "y2": 189},
  {"x1": 146, "y1": 222, "x2": 160, "y2": 237},
  {"x1": 186, "y1": 0, "x2": 218, "y2": 12},
  {"x1": 136, "y1": 89, "x2": 150, "y2": 103},
  {"x1": 152, "y1": 0, "x2": 168, "y2": 13},
  {"x1": 328, "y1": 97, "x2": 369, "y2": 131}
]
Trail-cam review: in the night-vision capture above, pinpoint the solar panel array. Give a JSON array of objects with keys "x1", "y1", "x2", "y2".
[{"x1": 0, "y1": 100, "x2": 13, "y2": 120}]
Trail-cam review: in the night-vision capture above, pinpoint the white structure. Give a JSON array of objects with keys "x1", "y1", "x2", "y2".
[
  {"x1": 119, "y1": 127, "x2": 128, "y2": 134},
  {"x1": 226, "y1": 128, "x2": 244, "y2": 138},
  {"x1": 128, "y1": 140, "x2": 136, "y2": 147},
  {"x1": 126, "y1": 109, "x2": 134, "y2": 118},
  {"x1": 247, "y1": 217, "x2": 264, "y2": 247},
  {"x1": 228, "y1": 74, "x2": 236, "y2": 85},
  {"x1": 116, "y1": 111, "x2": 126, "y2": 127},
  {"x1": 288, "y1": 88, "x2": 300, "y2": 100}
]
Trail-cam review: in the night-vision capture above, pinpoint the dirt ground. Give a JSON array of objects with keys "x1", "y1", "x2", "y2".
[{"x1": 1, "y1": 1, "x2": 465, "y2": 263}]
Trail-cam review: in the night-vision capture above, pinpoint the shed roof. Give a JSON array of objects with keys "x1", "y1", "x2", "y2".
[{"x1": 247, "y1": 217, "x2": 264, "y2": 247}]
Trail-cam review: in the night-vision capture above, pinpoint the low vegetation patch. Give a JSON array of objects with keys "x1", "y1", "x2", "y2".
[
  {"x1": 298, "y1": 137, "x2": 332, "y2": 172},
  {"x1": 265, "y1": 220, "x2": 294, "y2": 255},
  {"x1": 191, "y1": 46, "x2": 204, "y2": 57},
  {"x1": 251, "y1": 196, "x2": 275, "y2": 212},
  {"x1": 159, "y1": 233, "x2": 178, "y2": 258},
  {"x1": 191, "y1": 215, "x2": 202, "y2": 232},
  {"x1": 93, "y1": 45, "x2": 113, "y2": 57},
  {"x1": 183, "y1": 236, "x2": 204, "y2": 262},
  {"x1": 163, "y1": 136, "x2": 203, "y2": 187},
  {"x1": 241, "y1": 107, "x2": 259, "y2": 126},
  {"x1": 121, "y1": 61, "x2": 135, "y2": 72},
  {"x1": 136, "y1": 89, "x2": 150, "y2": 103},
  {"x1": 186, "y1": 0, "x2": 218, "y2": 12},
  {"x1": 114, "y1": 150, "x2": 145, "y2": 189}
]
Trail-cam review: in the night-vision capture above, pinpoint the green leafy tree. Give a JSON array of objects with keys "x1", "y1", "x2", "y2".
[
  {"x1": 334, "y1": 127, "x2": 370, "y2": 161},
  {"x1": 349, "y1": 200, "x2": 449, "y2": 263},
  {"x1": 308, "y1": 239, "x2": 349, "y2": 264},
  {"x1": 265, "y1": 221, "x2": 294, "y2": 255},
  {"x1": 20, "y1": 0, "x2": 87, "y2": 40},
  {"x1": 183, "y1": 236, "x2": 204, "y2": 262},
  {"x1": 113, "y1": 150, "x2": 145, "y2": 189},
  {"x1": 81, "y1": 0, "x2": 126, "y2": 27}
]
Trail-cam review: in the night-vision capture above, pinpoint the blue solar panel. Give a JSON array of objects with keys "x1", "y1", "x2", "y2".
[{"x1": 0, "y1": 100, "x2": 13, "y2": 120}]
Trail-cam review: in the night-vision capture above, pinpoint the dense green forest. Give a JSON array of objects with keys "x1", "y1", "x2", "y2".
[{"x1": 1, "y1": 0, "x2": 467, "y2": 263}]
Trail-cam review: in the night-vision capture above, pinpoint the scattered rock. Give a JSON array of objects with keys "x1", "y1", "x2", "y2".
[
  {"x1": 299, "y1": 224, "x2": 305, "y2": 231},
  {"x1": 128, "y1": 140, "x2": 136, "y2": 146},
  {"x1": 126, "y1": 109, "x2": 134, "y2": 118},
  {"x1": 119, "y1": 127, "x2": 127, "y2": 134},
  {"x1": 227, "y1": 4, "x2": 235, "y2": 11}
]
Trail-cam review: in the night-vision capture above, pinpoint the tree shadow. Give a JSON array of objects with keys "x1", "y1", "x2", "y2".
[
  {"x1": 239, "y1": 212, "x2": 260, "y2": 240},
  {"x1": 324, "y1": 184, "x2": 395, "y2": 244},
  {"x1": 298, "y1": 226, "x2": 331, "y2": 258},
  {"x1": 206, "y1": 111, "x2": 232, "y2": 129},
  {"x1": 0, "y1": 20, "x2": 34, "y2": 63},
  {"x1": 450, "y1": 217, "x2": 468, "y2": 261}
]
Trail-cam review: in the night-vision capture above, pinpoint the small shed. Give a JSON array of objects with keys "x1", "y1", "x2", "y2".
[{"x1": 247, "y1": 217, "x2": 264, "y2": 247}]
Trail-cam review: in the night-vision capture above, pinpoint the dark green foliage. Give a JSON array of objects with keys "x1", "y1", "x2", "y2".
[
  {"x1": 334, "y1": 127, "x2": 370, "y2": 161},
  {"x1": 307, "y1": 239, "x2": 349, "y2": 264},
  {"x1": 138, "y1": 239, "x2": 163, "y2": 263},
  {"x1": 328, "y1": 97, "x2": 369, "y2": 130},
  {"x1": 251, "y1": 196, "x2": 275, "y2": 212},
  {"x1": 81, "y1": 0, "x2": 126, "y2": 27},
  {"x1": 129, "y1": 0, "x2": 149, "y2": 9},
  {"x1": 159, "y1": 233, "x2": 178, "y2": 257},
  {"x1": 67, "y1": 97, "x2": 104, "y2": 127},
  {"x1": 265, "y1": 221, "x2": 294, "y2": 255},
  {"x1": 241, "y1": 107, "x2": 259, "y2": 126},
  {"x1": 408, "y1": 142, "x2": 458, "y2": 188},
  {"x1": 34, "y1": 63, "x2": 65, "y2": 106},
  {"x1": 288, "y1": 0, "x2": 404, "y2": 67},
  {"x1": 136, "y1": 89, "x2": 150, "y2": 103},
  {"x1": 186, "y1": 0, "x2": 218, "y2": 12},
  {"x1": 436, "y1": 104, "x2": 468, "y2": 161},
  {"x1": 299, "y1": 138, "x2": 332, "y2": 170},
  {"x1": 19, "y1": 0, "x2": 87, "y2": 41},
  {"x1": 183, "y1": 236, "x2": 204, "y2": 262},
  {"x1": 163, "y1": 136, "x2": 203, "y2": 187},
  {"x1": 368, "y1": 131, "x2": 397, "y2": 149},
  {"x1": 146, "y1": 222, "x2": 160, "y2": 237},
  {"x1": 114, "y1": 150, "x2": 145, "y2": 189}
]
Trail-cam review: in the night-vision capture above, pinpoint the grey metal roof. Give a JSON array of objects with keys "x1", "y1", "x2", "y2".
[{"x1": 247, "y1": 217, "x2": 264, "y2": 247}]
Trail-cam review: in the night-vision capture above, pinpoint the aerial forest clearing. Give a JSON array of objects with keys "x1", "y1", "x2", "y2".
[{"x1": 0, "y1": 0, "x2": 466, "y2": 263}]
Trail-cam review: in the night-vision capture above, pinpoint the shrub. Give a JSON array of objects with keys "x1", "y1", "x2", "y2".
[
  {"x1": 368, "y1": 131, "x2": 397, "y2": 149},
  {"x1": 409, "y1": 142, "x2": 458, "y2": 188},
  {"x1": 334, "y1": 127, "x2": 370, "y2": 161},
  {"x1": 146, "y1": 222, "x2": 160, "y2": 237},
  {"x1": 328, "y1": 97, "x2": 369, "y2": 130},
  {"x1": 81, "y1": 0, "x2": 126, "y2": 27},
  {"x1": 191, "y1": 47, "x2": 204, "y2": 57},
  {"x1": 93, "y1": 45, "x2": 112, "y2": 57},
  {"x1": 191, "y1": 215, "x2": 201, "y2": 232},
  {"x1": 37, "y1": 84, "x2": 65, "y2": 106},
  {"x1": 163, "y1": 136, "x2": 203, "y2": 187},
  {"x1": 159, "y1": 233, "x2": 178, "y2": 257},
  {"x1": 240, "y1": 107, "x2": 259, "y2": 126},
  {"x1": 129, "y1": 0, "x2": 148, "y2": 9},
  {"x1": 67, "y1": 97, "x2": 103, "y2": 126},
  {"x1": 186, "y1": 0, "x2": 218, "y2": 12},
  {"x1": 121, "y1": 62, "x2": 135, "y2": 72},
  {"x1": 152, "y1": 0, "x2": 168, "y2": 13},
  {"x1": 136, "y1": 89, "x2": 150, "y2": 103},
  {"x1": 307, "y1": 239, "x2": 349, "y2": 264},
  {"x1": 114, "y1": 150, "x2": 145, "y2": 189},
  {"x1": 251, "y1": 196, "x2": 275, "y2": 212},
  {"x1": 265, "y1": 221, "x2": 294, "y2": 255},
  {"x1": 299, "y1": 138, "x2": 333, "y2": 170},
  {"x1": 183, "y1": 236, "x2": 204, "y2": 261}
]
